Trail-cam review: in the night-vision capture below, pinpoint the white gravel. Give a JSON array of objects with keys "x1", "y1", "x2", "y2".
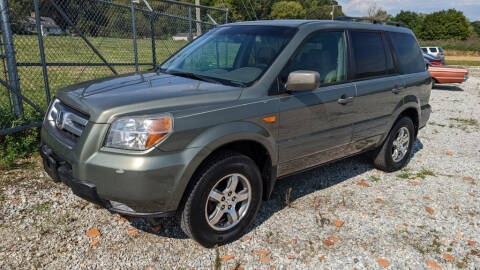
[{"x1": 1, "y1": 71, "x2": 479, "y2": 269}]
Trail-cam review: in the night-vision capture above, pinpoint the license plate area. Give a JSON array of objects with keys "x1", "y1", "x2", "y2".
[{"x1": 40, "y1": 145, "x2": 61, "y2": 182}]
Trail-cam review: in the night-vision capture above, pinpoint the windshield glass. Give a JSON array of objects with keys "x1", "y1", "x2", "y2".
[{"x1": 160, "y1": 26, "x2": 297, "y2": 86}]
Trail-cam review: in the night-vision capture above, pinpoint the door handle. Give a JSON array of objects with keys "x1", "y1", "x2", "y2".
[
  {"x1": 337, "y1": 95, "x2": 354, "y2": 105},
  {"x1": 392, "y1": 86, "x2": 405, "y2": 94}
]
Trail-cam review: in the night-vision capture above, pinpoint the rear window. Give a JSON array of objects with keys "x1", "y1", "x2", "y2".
[
  {"x1": 422, "y1": 48, "x2": 427, "y2": 53},
  {"x1": 389, "y1": 32, "x2": 425, "y2": 74},
  {"x1": 350, "y1": 31, "x2": 391, "y2": 79},
  {"x1": 430, "y1": 47, "x2": 437, "y2": 53}
]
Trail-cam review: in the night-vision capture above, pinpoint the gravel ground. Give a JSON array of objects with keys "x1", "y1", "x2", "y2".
[{"x1": 1, "y1": 71, "x2": 479, "y2": 270}]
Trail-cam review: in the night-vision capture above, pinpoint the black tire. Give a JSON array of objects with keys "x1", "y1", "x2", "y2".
[
  {"x1": 373, "y1": 117, "x2": 415, "y2": 172},
  {"x1": 180, "y1": 151, "x2": 263, "y2": 247}
]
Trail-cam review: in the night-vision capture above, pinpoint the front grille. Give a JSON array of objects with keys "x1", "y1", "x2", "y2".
[{"x1": 45, "y1": 99, "x2": 89, "y2": 147}]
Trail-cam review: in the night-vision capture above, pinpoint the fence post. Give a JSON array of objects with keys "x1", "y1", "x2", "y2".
[
  {"x1": 225, "y1": 9, "x2": 229, "y2": 24},
  {"x1": 150, "y1": 13, "x2": 156, "y2": 69},
  {"x1": 0, "y1": 0, "x2": 23, "y2": 118},
  {"x1": 34, "y1": 0, "x2": 50, "y2": 104},
  {"x1": 188, "y1": 7, "x2": 193, "y2": 42},
  {"x1": 130, "y1": 0, "x2": 139, "y2": 72}
]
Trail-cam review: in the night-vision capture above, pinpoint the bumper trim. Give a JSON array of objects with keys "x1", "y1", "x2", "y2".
[{"x1": 40, "y1": 145, "x2": 175, "y2": 218}]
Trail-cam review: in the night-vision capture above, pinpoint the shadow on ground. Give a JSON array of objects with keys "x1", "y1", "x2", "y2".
[
  {"x1": 128, "y1": 139, "x2": 424, "y2": 241},
  {"x1": 433, "y1": 84, "x2": 463, "y2": 91}
]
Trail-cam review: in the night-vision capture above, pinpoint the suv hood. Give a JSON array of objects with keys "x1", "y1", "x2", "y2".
[{"x1": 55, "y1": 71, "x2": 242, "y2": 123}]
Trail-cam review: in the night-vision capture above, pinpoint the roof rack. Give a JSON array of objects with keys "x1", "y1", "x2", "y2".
[{"x1": 335, "y1": 16, "x2": 406, "y2": 27}]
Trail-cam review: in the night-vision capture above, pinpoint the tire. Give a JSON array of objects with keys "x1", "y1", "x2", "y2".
[
  {"x1": 180, "y1": 151, "x2": 263, "y2": 247},
  {"x1": 373, "y1": 117, "x2": 415, "y2": 172}
]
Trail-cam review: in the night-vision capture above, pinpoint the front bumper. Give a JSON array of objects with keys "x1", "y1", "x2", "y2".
[{"x1": 40, "y1": 144, "x2": 176, "y2": 217}]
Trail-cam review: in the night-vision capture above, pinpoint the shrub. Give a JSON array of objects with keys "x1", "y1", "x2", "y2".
[{"x1": 0, "y1": 107, "x2": 43, "y2": 169}]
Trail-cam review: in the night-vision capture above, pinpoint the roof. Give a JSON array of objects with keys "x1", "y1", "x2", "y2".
[{"x1": 223, "y1": 19, "x2": 412, "y2": 34}]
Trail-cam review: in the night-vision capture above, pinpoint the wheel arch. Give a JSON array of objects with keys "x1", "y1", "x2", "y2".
[{"x1": 175, "y1": 121, "x2": 278, "y2": 214}]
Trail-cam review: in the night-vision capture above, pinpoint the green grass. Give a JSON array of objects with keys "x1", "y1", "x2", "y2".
[
  {"x1": 415, "y1": 169, "x2": 436, "y2": 180},
  {"x1": 1, "y1": 35, "x2": 187, "y2": 110},
  {"x1": 397, "y1": 172, "x2": 410, "y2": 179},
  {"x1": 420, "y1": 37, "x2": 480, "y2": 52},
  {"x1": 445, "y1": 60, "x2": 480, "y2": 66}
]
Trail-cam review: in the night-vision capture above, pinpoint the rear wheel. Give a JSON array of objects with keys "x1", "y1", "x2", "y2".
[
  {"x1": 373, "y1": 117, "x2": 415, "y2": 172},
  {"x1": 180, "y1": 151, "x2": 262, "y2": 247}
]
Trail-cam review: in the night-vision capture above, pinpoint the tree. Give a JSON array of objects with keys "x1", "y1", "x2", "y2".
[
  {"x1": 367, "y1": 4, "x2": 391, "y2": 21},
  {"x1": 419, "y1": 9, "x2": 471, "y2": 40},
  {"x1": 472, "y1": 21, "x2": 480, "y2": 37},
  {"x1": 394, "y1": 10, "x2": 424, "y2": 36},
  {"x1": 269, "y1": 1, "x2": 306, "y2": 19}
]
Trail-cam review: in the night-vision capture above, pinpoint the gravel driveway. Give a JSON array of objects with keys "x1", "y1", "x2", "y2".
[{"x1": 1, "y1": 71, "x2": 479, "y2": 270}]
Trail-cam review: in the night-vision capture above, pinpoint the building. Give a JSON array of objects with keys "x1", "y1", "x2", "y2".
[{"x1": 24, "y1": 12, "x2": 62, "y2": 36}]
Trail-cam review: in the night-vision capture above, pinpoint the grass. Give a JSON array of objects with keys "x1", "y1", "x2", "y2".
[
  {"x1": 449, "y1": 118, "x2": 479, "y2": 127},
  {"x1": 445, "y1": 60, "x2": 480, "y2": 66},
  {"x1": 370, "y1": 175, "x2": 381, "y2": 182},
  {"x1": 415, "y1": 169, "x2": 436, "y2": 180},
  {"x1": 420, "y1": 37, "x2": 480, "y2": 52},
  {"x1": 397, "y1": 172, "x2": 410, "y2": 179},
  {"x1": 285, "y1": 187, "x2": 293, "y2": 207},
  {"x1": 1, "y1": 35, "x2": 187, "y2": 111}
]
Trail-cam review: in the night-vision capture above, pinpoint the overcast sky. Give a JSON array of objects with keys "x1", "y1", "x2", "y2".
[{"x1": 337, "y1": 0, "x2": 480, "y2": 21}]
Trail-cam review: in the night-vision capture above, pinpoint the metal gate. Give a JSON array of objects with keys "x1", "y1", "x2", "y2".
[{"x1": 0, "y1": 0, "x2": 228, "y2": 135}]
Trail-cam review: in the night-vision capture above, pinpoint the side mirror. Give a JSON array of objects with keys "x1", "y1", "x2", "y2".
[{"x1": 285, "y1": 70, "x2": 321, "y2": 92}]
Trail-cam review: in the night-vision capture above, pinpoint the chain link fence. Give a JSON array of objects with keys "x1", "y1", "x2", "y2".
[{"x1": 0, "y1": 0, "x2": 227, "y2": 135}]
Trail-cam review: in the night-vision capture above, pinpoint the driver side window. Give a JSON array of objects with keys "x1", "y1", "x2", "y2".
[{"x1": 282, "y1": 31, "x2": 347, "y2": 86}]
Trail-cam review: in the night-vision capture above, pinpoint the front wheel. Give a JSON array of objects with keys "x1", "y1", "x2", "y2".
[
  {"x1": 373, "y1": 117, "x2": 415, "y2": 172},
  {"x1": 180, "y1": 151, "x2": 263, "y2": 247}
]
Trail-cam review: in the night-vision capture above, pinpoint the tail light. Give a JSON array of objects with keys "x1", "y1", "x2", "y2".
[
  {"x1": 436, "y1": 53, "x2": 440, "y2": 57},
  {"x1": 431, "y1": 61, "x2": 442, "y2": 65}
]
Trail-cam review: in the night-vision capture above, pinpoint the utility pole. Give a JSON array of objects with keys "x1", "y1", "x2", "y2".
[
  {"x1": 330, "y1": 5, "x2": 341, "y2": 20},
  {"x1": 195, "y1": 0, "x2": 201, "y2": 37}
]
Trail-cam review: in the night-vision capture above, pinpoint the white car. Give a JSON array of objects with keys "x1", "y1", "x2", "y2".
[{"x1": 421, "y1": 47, "x2": 445, "y2": 64}]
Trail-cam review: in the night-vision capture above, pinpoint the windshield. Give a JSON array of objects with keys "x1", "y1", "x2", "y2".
[{"x1": 160, "y1": 26, "x2": 297, "y2": 86}]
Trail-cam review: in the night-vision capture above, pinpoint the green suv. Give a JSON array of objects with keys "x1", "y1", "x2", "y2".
[{"x1": 41, "y1": 20, "x2": 431, "y2": 247}]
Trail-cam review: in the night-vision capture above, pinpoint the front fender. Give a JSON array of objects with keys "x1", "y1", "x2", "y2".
[{"x1": 171, "y1": 121, "x2": 277, "y2": 209}]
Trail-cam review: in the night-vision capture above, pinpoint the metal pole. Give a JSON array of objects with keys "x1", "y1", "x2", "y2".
[
  {"x1": 225, "y1": 9, "x2": 228, "y2": 24},
  {"x1": 131, "y1": 0, "x2": 139, "y2": 72},
  {"x1": 188, "y1": 7, "x2": 193, "y2": 42},
  {"x1": 0, "y1": 0, "x2": 23, "y2": 117},
  {"x1": 34, "y1": 0, "x2": 51, "y2": 104},
  {"x1": 150, "y1": 12, "x2": 156, "y2": 69},
  {"x1": 195, "y1": 0, "x2": 201, "y2": 36}
]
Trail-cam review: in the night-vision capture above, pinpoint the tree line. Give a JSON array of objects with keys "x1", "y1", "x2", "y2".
[
  {"x1": 8, "y1": 0, "x2": 480, "y2": 41},
  {"x1": 367, "y1": 5, "x2": 478, "y2": 40}
]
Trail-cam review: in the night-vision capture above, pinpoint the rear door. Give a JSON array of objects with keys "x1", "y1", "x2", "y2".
[
  {"x1": 348, "y1": 30, "x2": 403, "y2": 150},
  {"x1": 276, "y1": 30, "x2": 356, "y2": 176}
]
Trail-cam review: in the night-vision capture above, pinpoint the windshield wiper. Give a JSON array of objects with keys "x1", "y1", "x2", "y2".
[
  {"x1": 169, "y1": 71, "x2": 220, "y2": 84},
  {"x1": 166, "y1": 71, "x2": 247, "y2": 87}
]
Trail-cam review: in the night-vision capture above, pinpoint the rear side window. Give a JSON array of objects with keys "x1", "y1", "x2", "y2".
[
  {"x1": 389, "y1": 32, "x2": 425, "y2": 74},
  {"x1": 430, "y1": 47, "x2": 437, "y2": 53},
  {"x1": 438, "y1": 47, "x2": 444, "y2": 53},
  {"x1": 350, "y1": 31, "x2": 390, "y2": 79},
  {"x1": 422, "y1": 48, "x2": 427, "y2": 53}
]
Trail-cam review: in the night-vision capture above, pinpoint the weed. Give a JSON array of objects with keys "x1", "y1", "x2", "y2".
[
  {"x1": 447, "y1": 247, "x2": 453, "y2": 252},
  {"x1": 285, "y1": 187, "x2": 292, "y2": 207},
  {"x1": 266, "y1": 231, "x2": 273, "y2": 239},
  {"x1": 25, "y1": 201, "x2": 51, "y2": 214},
  {"x1": 397, "y1": 173, "x2": 410, "y2": 179},
  {"x1": 416, "y1": 169, "x2": 436, "y2": 179},
  {"x1": 214, "y1": 245, "x2": 221, "y2": 270},
  {"x1": 370, "y1": 175, "x2": 381, "y2": 182},
  {"x1": 449, "y1": 117, "x2": 479, "y2": 127}
]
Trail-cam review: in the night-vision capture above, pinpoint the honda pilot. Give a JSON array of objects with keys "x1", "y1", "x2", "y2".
[{"x1": 41, "y1": 20, "x2": 431, "y2": 247}]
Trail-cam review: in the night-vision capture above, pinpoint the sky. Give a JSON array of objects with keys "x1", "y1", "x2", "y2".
[{"x1": 337, "y1": 0, "x2": 480, "y2": 22}]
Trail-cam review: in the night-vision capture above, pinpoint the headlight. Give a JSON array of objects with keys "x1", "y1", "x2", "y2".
[
  {"x1": 105, "y1": 114, "x2": 172, "y2": 150},
  {"x1": 45, "y1": 98, "x2": 61, "y2": 121}
]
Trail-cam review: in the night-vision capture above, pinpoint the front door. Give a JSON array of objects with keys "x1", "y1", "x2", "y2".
[{"x1": 276, "y1": 30, "x2": 357, "y2": 176}]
